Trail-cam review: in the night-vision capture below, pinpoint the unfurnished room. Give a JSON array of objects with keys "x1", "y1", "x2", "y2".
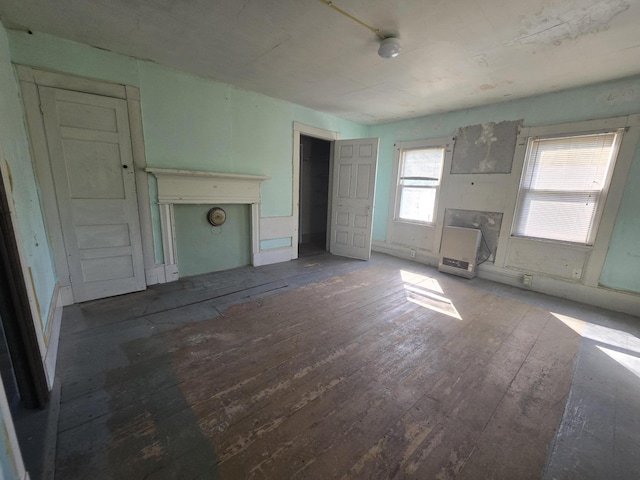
[{"x1": 0, "y1": 1, "x2": 638, "y2": 479}]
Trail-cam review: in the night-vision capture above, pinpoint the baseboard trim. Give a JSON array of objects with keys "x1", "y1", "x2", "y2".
[
  {"x1": 59, "y1": 285, "x2": 73, "y2": 306},
  {"x1": 43, "y1": 286, "x2": 64, "y2": 389},
  {"x1": 164, "y1": 264, "x2": 179, "y2": 282},
  {"x1": 477, "y1": 264, "x2": 640, "y2": 317},
  {"x1": 371, "y1": 241, "x2": 439, "y2": 267},
  {"x1": 253, "y1": 247, "x2": 293, "y2": 267},
  {"x1": 145, "y1": 265, "x2": 167, "y2": 285},
  {"x1": 373, "y1": 240, "x2": 640, "y2": 317}
]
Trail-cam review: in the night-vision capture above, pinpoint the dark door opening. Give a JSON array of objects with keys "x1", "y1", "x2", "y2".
[
  {"x1": 299, "y1": 135, "x2": 331, "y2": 257},
  {"x1": 0, "y1": 167, "x2": 51, "y2": 478}
]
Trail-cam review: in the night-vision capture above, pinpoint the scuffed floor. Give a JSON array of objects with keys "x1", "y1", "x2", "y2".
[{"x1": 53, "y1": 253, "x2": 639, "y2": 479}]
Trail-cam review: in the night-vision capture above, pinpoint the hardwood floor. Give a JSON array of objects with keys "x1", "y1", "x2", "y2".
[{"x1": 53, "y1": 253, "x2": 639, "y2": 479}]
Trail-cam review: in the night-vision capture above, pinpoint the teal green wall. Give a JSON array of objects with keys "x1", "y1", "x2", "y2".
[
  {"x1": 599, "y1": 144, "x2": 640, "y2": 292},
  {"x1": 0, "y1": 23, "x2": 53, "y2": 480},
  {"x1": 0, "y1": 26, "x2": 56, "y2": 328},
  {"x1": 8, "y1": 30, "x2": 367, "y2": 268},
  {"x1": 370, "y1": 76, "x2": 640, "y2": 242},
  {"x1": 7, "y1": 29, "x2": 639, "y2": 293},
  {"x1": 370, "y1": 76, "x2": 640, "y2": 293},
  {"x1": 173, "y1": 204, "x2": 251, "y2": 277}
]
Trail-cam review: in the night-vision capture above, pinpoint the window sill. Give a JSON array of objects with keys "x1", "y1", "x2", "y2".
[
  {"x1": 509, "y1": 235, "x2": 593, "y2": 251},
  {"x1": 394, "y1": 218, "x2": 436, "y2": 227}
]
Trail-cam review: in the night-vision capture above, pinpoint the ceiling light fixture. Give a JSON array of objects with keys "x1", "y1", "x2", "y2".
[
  {"x1": 318, "y1": 0, "x2": 402, "y2": 59},
  {"x1": 378, "y1": 37, "x2": 402, "y2": 58}
]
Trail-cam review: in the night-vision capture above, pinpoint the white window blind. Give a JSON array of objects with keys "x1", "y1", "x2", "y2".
[
  {"x1": 513, "y1": 131, "x2": 621, "y2": 244},
  {"x1": 397, "y1": 147, "x2": 444, "y2": 223}
]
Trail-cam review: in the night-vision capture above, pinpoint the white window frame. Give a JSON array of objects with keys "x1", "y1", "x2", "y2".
[
  {"x1": 511, "y1": 128, "x2": 623, "y2": 246},
  {"x1": 391, "y1": 137, "x2": 454, "y2": 226},
  {"x1": 499, "y1": 115, "x2": 640, "y2": 287}
]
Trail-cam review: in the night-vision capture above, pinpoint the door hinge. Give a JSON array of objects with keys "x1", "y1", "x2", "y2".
[{"x1": 39, "y1": 103, "x2": 44, "y2": 115}]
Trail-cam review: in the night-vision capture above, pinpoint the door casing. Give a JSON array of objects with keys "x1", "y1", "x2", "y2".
[
  {"x1": 17, "y1": 66, "x2": 156, "y2": 304},
  {"x1": 292, "y1": 122, "x2": 339, "y2": 260}
]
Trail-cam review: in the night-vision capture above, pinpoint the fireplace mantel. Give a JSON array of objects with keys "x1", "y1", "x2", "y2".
[
  {"x1": 146, "y1": 168, "x2": 270, "y2": 281},
  {"x1": 146, "y1": 168, "x2": 269, "y2": 204}
]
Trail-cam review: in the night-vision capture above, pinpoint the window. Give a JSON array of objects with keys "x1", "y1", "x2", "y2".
[
  {"x1": 395, "y1": 144, "x2": 446, "y2": 224},
  {"x1": 512, "y1": 129, "x2": 622, "y2": 245}
]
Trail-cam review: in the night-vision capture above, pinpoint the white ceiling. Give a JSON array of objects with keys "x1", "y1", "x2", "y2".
[{"x1": 1, "y1": 0, "x2": 639, "y2": 124}]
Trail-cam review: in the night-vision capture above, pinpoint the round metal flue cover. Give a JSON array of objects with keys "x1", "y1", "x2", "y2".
[{"x1": 207, "y1": 207, "x2": 227, "y2": 226}]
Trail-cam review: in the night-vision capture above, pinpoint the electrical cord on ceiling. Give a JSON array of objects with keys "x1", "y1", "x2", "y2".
[
  {"x1": 317, "y1": 0, "x2": 386, "y2": 39},
  {"x1": 317, "y1": 0, "x2": 403, "y2": 58}
]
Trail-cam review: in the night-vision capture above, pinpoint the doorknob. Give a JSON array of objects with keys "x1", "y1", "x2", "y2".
[{"x1": 123, "y1": 165, "x2": 129, "y2": 169}]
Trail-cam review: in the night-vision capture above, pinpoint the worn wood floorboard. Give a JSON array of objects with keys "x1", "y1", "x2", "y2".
[{"x1": 55, "y1": 253, "x2": 591, "y2": 479}]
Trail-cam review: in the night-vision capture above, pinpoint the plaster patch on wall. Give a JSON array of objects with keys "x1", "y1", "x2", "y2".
[
  {"x1": 452, "y1": 120, "x2": 522, "y2": 174},
  {"x1": 518, "y1": 0, "x2": 630, "y2": 45},
  {"x1": 597, "y1": 86, "x2": 637, "y2": 105},
  {"x1": 444, "y1": 209, "x2": 503, "y2": 263}
]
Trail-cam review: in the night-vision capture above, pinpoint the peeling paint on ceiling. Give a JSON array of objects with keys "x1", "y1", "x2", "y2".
[
  {"x1": 1, "y1": 0, "x2": 639, "y2": 124},
  {"x1": 518, "y1": 0, "x2": 630, "y2": 45}
]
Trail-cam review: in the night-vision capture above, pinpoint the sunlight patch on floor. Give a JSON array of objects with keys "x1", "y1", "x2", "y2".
[
  {"x1": 551, "y1": 312, "x2": 640, "y2": 355},
  {"x1": 597, "y1": 346, "x2": 640, "y2": 380},
  {"x1": 403, "y1": 285, "x2": 461, "y2": 320},
  {"x1": 400, "y1": 270, "x2": 444, "y2": 294}
]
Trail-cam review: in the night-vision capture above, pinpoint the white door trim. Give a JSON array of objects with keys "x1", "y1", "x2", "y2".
[
  {"x1": 292, "y1": 122, "x2": 339, "y2": 260},
  {"x1": 17, "y1": 65, "x2": 156, "y2": 303}
]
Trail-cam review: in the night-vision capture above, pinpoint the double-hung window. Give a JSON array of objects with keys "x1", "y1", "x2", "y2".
[
  {"x1": 512, "y1": 129, "x2": 622, "y2": 245},
  {"x1": 394, "y1": 140, "x2": 450, "y2": 224}
]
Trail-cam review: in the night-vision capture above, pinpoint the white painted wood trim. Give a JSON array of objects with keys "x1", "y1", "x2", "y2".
[
  {"x1": 19, "y1": 76, "x2": 71, "y2": 290},
  {"x1": 293, "y1": 123, "x2": 340, "y2": 260},
  {"x1": 17, "y1": 65, "x2": 156, "y2": 300},
  {"x1": 158, "y1": 204, "x2": 179, "y2": 282},
  {"x1": 477, "y1": 265, "x2": 640, "y2": 317},
  {"x1": 372, "y1": 240, "x2": 640, "y2": 317},
  {"x1": 253, "y1": 247, "x2": 294, "y2": 267},
  {"x1": 59, "y1": 285, "x2": 73, "y2": 307},
  {"x1": 504, "y1": 114, "x2": 640, "y2": 287},
  {"x1": 164, "y1": 264, "x2": 179, "y2": 281},
  {"x1": 520, "y1": 115, "x2": 630, "y2": 137},
  {"x1": 43, "y1": 285, "x2": 63, "y2": 389},
  {"x1": 146, "y1": 168, "x2": 269, "y2": 204},
  {"x1": 251, "y1": 204, "x2": 261, "y2": 264},
  {"x1": 16, "y1": 65, "x2": 127, "y2": 99},
  {"x1": 145, "y1": 265, "x2": 167, "y2": 285},
  {"x1": 149, "y1": 169, "x2": 268, "y2": 278},
  {"x1": 259, "y1": 216, "x2": 293, "y2": 240},
  {"x1": 385, "y1": 136, "x2": 455, "y2": 254},
  {"x1": 126, "y1": 87, "x2": 157, "y2": 274},
  {"x1": 146, "y1": 168, "x2": 269, "y2": 180},
  {"x1": 372, "y1": 240, "x2": 439, "y2": 267}
]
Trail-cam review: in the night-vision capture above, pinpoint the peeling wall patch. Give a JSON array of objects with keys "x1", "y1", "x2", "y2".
[
  {"x1": 518, "y1": 0, "x2": 630, "y2": 45},
  {"x1": 452, "y1": 120, "x2": 522, "y2": 174}
]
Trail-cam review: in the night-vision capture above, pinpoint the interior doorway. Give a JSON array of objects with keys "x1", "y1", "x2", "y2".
[
  {"x1": 0, "y1": 166, "x2": 50, "y2": 479},
  {"x1": 298, "y1": 135, "x2": 331, "y2": 257}
]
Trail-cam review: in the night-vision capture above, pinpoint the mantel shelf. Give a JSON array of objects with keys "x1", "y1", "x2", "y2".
[
  {"x1": 145, "y1": 168, "x2": 269, "y2": 182},
  {"x1": 146, "y1": 167, "x2": 269, "y2": 205}
]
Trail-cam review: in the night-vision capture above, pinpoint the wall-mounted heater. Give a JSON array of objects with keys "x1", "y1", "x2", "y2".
[{"x1": 438, "y1": 226, "x2": 482, "y2": 279}]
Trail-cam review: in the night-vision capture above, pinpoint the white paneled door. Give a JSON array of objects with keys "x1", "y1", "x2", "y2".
[
  {"x1": 329, "y1": 138, "x2": 379, "y2": 260},
  {"x1": 39, "y1": 87, "x2": 145, "y2": 302}
]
